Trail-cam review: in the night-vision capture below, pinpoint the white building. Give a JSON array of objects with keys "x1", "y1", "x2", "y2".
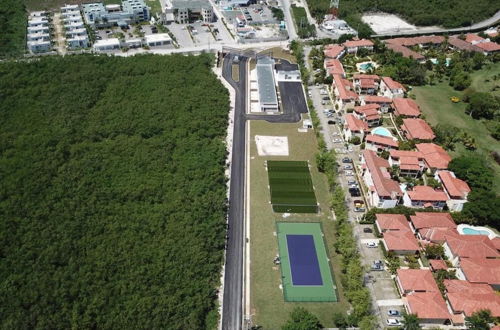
[
  {"x1": 145, "y1": 33, "x2": 172, "y2": 47},
  {"x1": 380, "y1": 76, "x2": 406, "y2": 99},
  {"x1": 256, "y1": 57, "x2": 279, "y2": 112},
  {"x1": 171, "y1": 0, "x2": 214, "y2": 24},
  {"x1": 27, "y1": 11, "x2": 52, "y2": 54},
  {"x1": 93, "y1": 38, "x2": 121, "y2": 51}
]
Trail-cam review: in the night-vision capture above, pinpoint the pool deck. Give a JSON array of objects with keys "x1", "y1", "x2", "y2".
[{"x1": 457, "y1": 224, "x2": 499, "y2": 240}]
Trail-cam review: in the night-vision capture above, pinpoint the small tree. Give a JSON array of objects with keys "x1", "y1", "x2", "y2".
[
  {"x1": 349, "y1": 136, "x2": 361, "y2": 145},
  {"x1": 465, "y1": 309, "x2": 493, "y2": 329},
  {"x1": 282, "y1": 307, "x2": 322, "y2": 330},
  {"x1": 424, "y1": 244, "x2": 445, "y2": 259},
  {"x1": 401, "y1": 313, "x2": 421, "y2": 330}
]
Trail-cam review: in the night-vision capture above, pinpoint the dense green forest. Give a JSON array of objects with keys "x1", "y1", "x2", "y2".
[
  {"x1": 0, "y1": 54, "x2": 229, "y2": 329},
  {"x1": 0, "y1": 0, "x2": 27, "y2": 58}
]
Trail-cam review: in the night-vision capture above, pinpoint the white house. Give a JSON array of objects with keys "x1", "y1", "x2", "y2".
[
  {"x1": 380, "y1": 76, "x2": 406, "y2": 98},
  {"x1": 93, "y1": 38, "x2": 121, "y2": 51},
  {"x1": 434, "y1": 170, "x2": 471, "y2": 212}
]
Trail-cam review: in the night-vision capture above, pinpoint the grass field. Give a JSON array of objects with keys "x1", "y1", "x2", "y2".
[
  {"x1": 276, "y1": 222, "x2": 337, "y2": 302},
  {"x1": 268, "y1": 161, "x2": 318, "y2": 213},
  {"x1": 249, "y1": 120, "x2": 349, "y2": 329},
  {"x1": 411, "y1": 63, "x2": 500, "y2": 193}
]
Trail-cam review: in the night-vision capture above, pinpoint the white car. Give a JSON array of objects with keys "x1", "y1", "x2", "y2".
[
  {"x1": 386, "y1": 318, "x2": 401, "y2": 326},
  {"x1": 366, "y1": 242, "x2": 378, "y2": 248},
  {"x1": 344, "y1": 170, "x2": 354, "y2": 176}
]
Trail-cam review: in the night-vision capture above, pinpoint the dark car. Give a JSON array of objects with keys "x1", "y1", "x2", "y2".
[
  {"x1": 342, "y1": 157, "x2": 351, "y2": 163},
  {"x1": 349, "y1": 187, "x2": 361, "y2": 197},
  {"x1": 363, "y1": 227, "x2": 373, "y2": 233}
]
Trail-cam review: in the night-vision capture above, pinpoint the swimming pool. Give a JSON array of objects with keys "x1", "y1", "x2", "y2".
[
  {"x1": 461, "y1": 228, "x2": 490, "y2": 236},
  {"x1": 371, "y1": 127, "x2": 393, "y2": 138},
  {"x1": 359, "y1": 62, "x2": 373, "y2": 71},
  {"x1": 457, "y1": 224, "x2": 498, "y2": 239}
]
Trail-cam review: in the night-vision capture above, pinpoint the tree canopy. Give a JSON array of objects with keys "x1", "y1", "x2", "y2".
[
  {"x1": 0, "y1": 0, "x2": 26, "y2": 58},
  {"x1": 0, "y1": 54, "x2": 229, "y2": 329},
  {"x1": 282, "y1": 307, "x2": 322, "y2": 330}
]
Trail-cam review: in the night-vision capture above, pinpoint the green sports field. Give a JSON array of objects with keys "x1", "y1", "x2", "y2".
[
  {"x1": 276, "y1": 222, "x2": 337, "y2": 302},
  {"x1": 267, "y1": 161, "x2": 318, "y2": 213}
]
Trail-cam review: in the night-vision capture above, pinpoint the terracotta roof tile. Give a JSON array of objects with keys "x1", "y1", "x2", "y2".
[
  {"x1": 406, "y1": 186, "x2": 448, "y2": 202},
  {"x1": 363, "y1": 95, "x2": 392, "y2": 104},
  {"x1": 476, "y1": 41, "x2": 500, "y2": 52},
  {"x1": 384, "y1": 230, "x2": 419, "y2": 251},
  {"x1": 385, "y1": 43, "x2": 425, "y2": 60},
  {"x1": 459, "y1": 257, "x2": 500, "y2": 284},
  {"x1": 323, "y1": 44, "x2": 345, "y2": 58},
  {"x1": 353, "y1": 74, "x2": 380, "y2": 80},
  {"x1": 382, "y1": 76, "x2": 405, "y2": 91},
  {"x1": 448, "y1": 37, "x2": 484, "y2": 52},
  {"x1": 345, "y1": 114, "x2": 368, "y2": 132},
  {"x1": 446, "y1": 236, "x2": 499, "y2": 259},
  {"x1": 410, "y1": 212, "x2": 456, "y2": 230},
  {"x1": 438, "y1": 171, "x2": 471, "y2": 199},
  {"x1": 343, "y1": 39, "x2": 374, "y2": 48},
  {"x1": 401, "y1": 118, "x2": 435, "y2": 140},
  {"x1": 398, "y1": 269, "x2": 439, "y2": 292},
  {"x1": 376, "y1": 214, "x2": 411, "y2": 231},
  {"x1": 362, "y1": 150, "x2": 402, "y2": 198},
  {"x1": 445, "y1": 279, "x2": 500, "y2": 317},
  {"x1": 405, "y1": 292, "x2": 451, "y2": 320},
  {"x1": 419, "y1": 227, "x2": 459, "y2": 243},
  {"x1": 325, "y1": 59, "x2": 345, "y2": 76},
  {"x1": 333, "y1": 74, "x2": 358, "y2": 101},
  {"x1": 415, "y1": 143, "x2": 451, "y2": 169},
  {"x1": 366, "y1": 134, "x2": 399, "y2": 148},
  {"x1": 429, "y1": 259, "x2": 448, "y2": 270},
  {"x1": 393, "y1": 98, "x2": 421, "y2": 117}
]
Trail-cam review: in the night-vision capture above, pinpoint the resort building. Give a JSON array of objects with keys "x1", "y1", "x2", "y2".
[
  {"x1": 444, "y1": 280, "x2": 500, "y2": 320},
  {"x1": 353, "y1": 104, "x2": 381, "y2": 127},
  {"x1": 415, "y1": 143, "x2": 451, "y2": 171},
  {"x1": 388, "y1": 150, "x2": 426, "y2": 177},
  {"x1": 324, "y1": 59, "x2": 345, "y2": 77},
  {"x1": 409, "y1": 212, "x2": 457, "y2": 232},
  {"x1": 323, "y1": 44, "x2": 345, "y2": 59},
  {"x1": 343, "y1": 114, "x2": 368, "y2": 141},
  {"x1": 404, "y1": 292, "x2": 451, "y2": 325},
  {"x1": 83, "y1": 0, "x2": 150, "y2": 28},
  {"x1": 375, "y1": 214, "x2": 412, "y2": 233},
  {"x1": 456, "y1": 258, "x2": 500, "y2": 290},
  {"x1": 360, "y1": 150, "x2": 402, "y2": 208},
  {"x1": 27, "y1": 12, "x2": 52, "y2": 54},
  {"x1": 145, "y1": 33, "x2": 172, "y2": 47},
  {"x1": 360, "y1": 95, "x2": 392, "y2": 112},
  {"x1": 396, "y1": 269, "x2": 440, "y2": 295},
  {"x1": 380, "y1": 76, "x2": 405, "y2": 98},
  {"x1": 382, "y1": 230, "x2": 419, "y2": 255},
  {"x1": 352, "y1": 74, "x2": 379, "y2": 95},
  {"x1": 365, "y1": 134, "x2": 399, "y2": 152},
  {"x1": 385, "y1": 43, "x2": 425, "y2": 61},
  {"x1": 343, "y1": 39, "x2": 374, "y2": 53},
  {"x1": 401, "y1": 118, "x2": 435, "y2": 141},
  {"x1": 93, "y1": 38, "x2": 121, "y2": 51},
  {"x1": 332, "y1": 75, "x2": 357, "y2": 111},
  {"x1": 443, "y1": 235, "x2": 499, "y2": 266},
  {"x1": 403, "y1": 185, "x2": 448, "y2": 210},
  {"x1": 61, "y1": 5, "x2": 89, "y2": 50},
  {"x1": 435, "y1": 170, "x2": 471, "y2": 212},
  {"x1": 392, "y1": 98, "x2": 421, "y2": 117}
]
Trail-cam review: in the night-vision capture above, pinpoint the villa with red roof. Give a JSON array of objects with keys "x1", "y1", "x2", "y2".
[
  {"x1": 353, "y1": 104, "x2": 381, "y2": 127},
  {"x1": 380, "y1": 77, "x2": 406, "y2": 98},
  {"x1": 360, "y1": 95, "x2": 392, "y2": 112},
  {"x1": 343, "y1": 114, "x2": 369, "y2": 141},
  {"x1": 409, "y1": 212, "x2": 457, "y2": 232},
  {"x1": 332, "y1": 74, "x2": 358, "y2": 110},
  {"x1": 443, "y1": 235, "x2": 499, "y2": 266},
  {"x1": 457, "y1": 258, "x2": 500, "y2": 289},
  {"x1": 396, "y1": 269, "x2": 439, "y2": 295},
  {"x1": 458, "y1": 33, "x2": 500, "y2": 54},
  {"x1": 444, "y1": 280, "x2": 500, "y2": 319},
  {"x1": 418, "y1": 227, "x2": 459, "y2": 244},
  {"x1": 324, "y1": 59, "x2": 345, "y2": 77},
  {"x1": 401, "y1": 118, "x2": 435, "y2": 140},
  {"x1": 403, "y1": 186, "x2": 448, "y2": 210},
  {"x1": 386, "y1": 43, "x2": 425, "y2": 61},
  {"x1": 435, "y1": 170, "x2": 471, "y2": 211},
  {"x1": 385, "y1": 36, "x2": 445, "y2": 48},
  {"x1": 375, "y1": 214, "x2": 412, "y2": 233},
  {"x1": 360, "y1": 150, "x2": 402, "y2": 208},
  {"x1": 393, "y1": 98, "x2": 421, "y2": 117},
  {"x1": 383, "y1": 230, "x2": 419, "y2": 255},
  {"x1": 323, "y1": 44, "x2": 345, "y2": 59},
  {"x1": 343, "y1": 39, "x2": 374, "y2": 53},
  {"x1": 365, "y1": 134, "x2": 399, "y2": 152},
  {"x1": 415, "y1": 143, "x2": 451, "y2": 171},
  {"x1": 388, "y1": 150, "x2": 426, "y2": 177},
  {"x1": 352, "y1": 74, "x2": 380, "y2": 95}
]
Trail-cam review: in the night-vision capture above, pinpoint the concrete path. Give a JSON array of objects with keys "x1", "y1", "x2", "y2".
[{"x1": 52, "y1": 13, "x2": 67, "y2": 56}]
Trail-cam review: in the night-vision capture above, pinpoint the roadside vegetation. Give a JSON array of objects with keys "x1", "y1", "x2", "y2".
[
  {"x1": 0, "y1": 0, "x2": 27, "y2": 58},
  {"x1": 0, "y1": 54, "x2": 229, "y2": 329},
  {"x1": 291, "y1": 5, "x2": 316, "y2": 39}
]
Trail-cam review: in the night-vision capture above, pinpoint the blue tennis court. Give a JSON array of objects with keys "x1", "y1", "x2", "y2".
[{"x1": 286, "y1": 234, "x2": 323, "y2": 286}]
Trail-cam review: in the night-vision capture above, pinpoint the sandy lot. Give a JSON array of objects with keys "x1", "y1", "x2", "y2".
[
  {"x1": 255, "y1": 135, "x2": 289, "y2": 156},
  {"x1": 362, "y1": 13, "x2": 440, "y2": 34}
]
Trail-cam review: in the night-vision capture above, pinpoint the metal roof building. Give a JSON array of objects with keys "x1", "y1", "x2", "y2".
[{"x1": 256, "y1": 57, "x2": 279, "y2": 112}]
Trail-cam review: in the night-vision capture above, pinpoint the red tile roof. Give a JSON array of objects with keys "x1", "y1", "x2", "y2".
[
  {"x1": 366, "y1": 134, "x2": 399, "y2": 148},
  {"x1": 343, "y1": 39, "x2": 374, "y2": 48},
  {"x1": 444, "y1": 280, "x2": 500, "y2": 317},
  {"x1": 325, "y1": 59, "x2": 345, "y2": 76},
  {"x1": 382, "y1": 76, "x2": 405, "y2": 91},
  {"x1": 386, "y1": 36, "x2": 445, "y2": 46},
  {"x1": 415, "y1": 143, "x2": 451, "y2": 169},
  {"x1": 459, "y1": 257, "x2": 500, "y2": 285},
  {"x1": 429, "y1": 259, "x2": 448, "y2": 271},
  {"x1": 393, "y1": 98, "x2": 421, "y2": 117},
  {"x1": 465, "y1": 33, "x2": 485, "y2": 43},
  {"x1": 332, "y1": 74, "x2": 358, "y2": 101},
  {"x1": 345, "y1": 114, "x2": 368, "y2": 132},
  {"x1": 323, "y1": 44, "x2": 345, "y2": 58},
  {"x1": 354, "y1": 105, "x2": 380, "y2": 121},
  {"x1": 492, "y1": 237, "x2": 500, "y2": 251},
  {"x1": 419, "y1": 227, "x2": 459, "y2": 243},
  {"x1": 376, "y1": 214, "x2": 411, "y2": 231},
  {"x1": 410, "y1": 212, "x2": 456, "y2": 230},
  {"x1": 401, "y1": 118, "x2": 435, "y2": 140},
  {"x1": 363, "y1": 95, "x2": 392, "y2": 104},
  {"x1": 386, "y1": 43, "x2": 425, "y2": 60},
  {"x1": 353, "y1": 74, "x2": 380, "y2": 80},
  {"x1": 448, "y1": 37, "x2": 484, "y2": 52},
  {"x1": 406, "y1": 186, "x2": 448, "y2": 202},
  {"x1": 476, "y1": 41, "x2": 500, "y2": 52},
  {"x1": 362, "y1": 150, "x2": 402, "y2": 198},
  {"x1": 446, "y1": 235, "x2": 499, "y2": 259},
  {"x1": 399, "y1": 156, "x2": 421, "y2": 171},
  {"x1": 438, "y1": 171, "x2": 471, "y2": 199},
  {"x1": 358, "y1": 78, "x2": 377, "y2": 89},
  {"x1": 398, "y1": 269, "x2": 439, "y2": 292},
  {"x1": 384, "y1": 230, "x2": 419, "y2": 251},
  {"x1": 389, "y1": 150, "x2": 423, "y2": 159},
  {"x1": 406, "y1": 292, "x2": 451, "y2": 320}
]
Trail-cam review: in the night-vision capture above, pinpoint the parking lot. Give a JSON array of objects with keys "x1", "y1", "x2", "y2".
[{"x1": 309, "y1": 83, "x2": 403, "y2": 328}]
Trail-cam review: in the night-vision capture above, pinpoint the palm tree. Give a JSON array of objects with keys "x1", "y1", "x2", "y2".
[{"x1": 401, "y1": 313, "x2": 421, "y2": 330}]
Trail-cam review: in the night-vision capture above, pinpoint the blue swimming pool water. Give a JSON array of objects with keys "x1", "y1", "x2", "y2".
[
  {"x1": 359, "y1": 62, "x2": 373, "y2": 71},
  {"x1": 372, "y1": 127, "x2": 393, "y2": 137},
  {"x1": 461, "y1": 228, "x2": 490, "y2": 236}
]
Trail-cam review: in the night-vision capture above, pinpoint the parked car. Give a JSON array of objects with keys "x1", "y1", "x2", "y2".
[
  {"x1": 349, "y1": 188, "x2": 361, "y2": 197},
  {"x1": 371, "y1": 263, "x2": 383, "y2": 271},
  {"x1": 388, "y1": 310, "x2": 400, "y2": 316},
  {"x1": 342, "y1": 157, "x2": 351, "y2": 163},
  {"x1": 373, "y1": 259, "x2": 383, "y2": 266},
  {"x1": 344, "y1": 170, "x2": 354, "y2": 176},
  {"x1": 347, "y1": 179, "x2": 357, "y2": 185},
  {"x1": 333, "y1": 138, "x2": 342, "y2": 143},
  {"x1": 343, "y1": 164, "x2": 353, "y2": 170},
  {"x1": 366, "y1": 242, "x2": 378, "y2": 248},
  {"x1": 386, "y1": 319, "x2": 401, "y2": 326},
  {"x1": 363, "y1": 227, "x2": 373, "y2": 233}
]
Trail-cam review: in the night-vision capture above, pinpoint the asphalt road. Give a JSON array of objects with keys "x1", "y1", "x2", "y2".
[{"x1": 220, "y1": 54, "x2": 307, "y2": 330}]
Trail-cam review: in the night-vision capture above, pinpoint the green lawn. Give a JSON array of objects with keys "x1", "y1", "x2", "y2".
[
  {"x1": 470, "y1": 62, "x2": 500, "y2": 96},
  {"x1": 249, "y1": 120, "x2": 349, "y2": 329},
  {"x1": 411, "y1": 64, "x2": 500, "y2": 193}
]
